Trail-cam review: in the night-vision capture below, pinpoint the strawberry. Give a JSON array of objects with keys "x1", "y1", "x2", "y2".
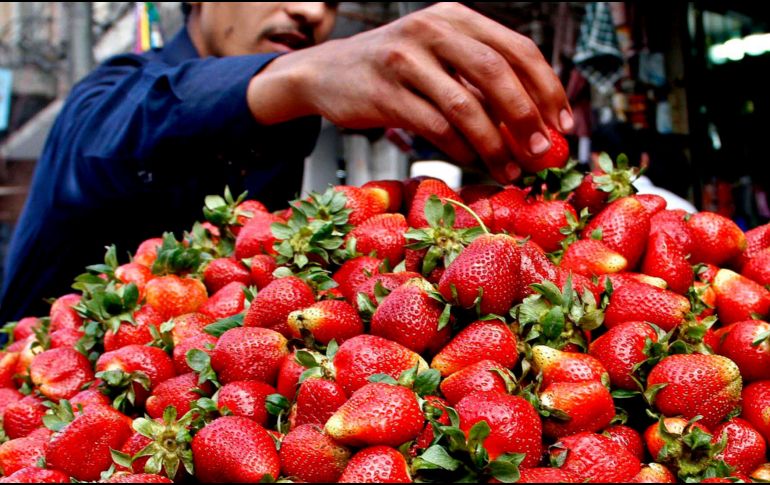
[
  {"x1": 515, "y1": 239, "x2": 560, "y2": 301},
  {"x1": 114, "y1": 262, "x2": 154, "y2": 296},
  {"x1": 717, "y1": 320, "x2": 770, "y2": 382},
  {"x1": 332, "y1": 256, "x2": 382, "y2": 304},
  {"x1": 440, "y1": 359, "x2": 510, "y2": 406},
  {"x1": 733, "y1": 222, "x2": 770, "y2": 270},
  {"x1": 104, "y1": 304, "x2": 165, "y2": 352},
  {"x1": 29, "y1": 348, "x2": 94, "y2": 401},
  {"x1": 0, "y1": 387, "x2": 23, "y2": 420},
  {"x1": 345, "y1": 213, "x2": 408, "y2": 265},
  {"x1": 249, "y1": 254, "x2": 277, "y2": 289},
  {"x1": 192, "y1": 416, "x2": 280, "y2": 483},
  {"x1": 513, "y1": 199, "x2": 578, "y2": 253},
  {"x1": 69, "y1": 388, "x2": 110, "y2": 409},
  {"x1": 2, "y1": 395, "x2": 47, "y2": 439},
  {"x1": 411, "y1": 395, "x2": 451, "y2": 454},
  {"x1": 560, "y1": 239, "x2": 627, "y2": 277},
  {"x1": 0, "y1": 352, "x2": 20, "y2": 389},
  {"x1": 641, "y1": 231, "x2": 694, "y2": 295},
  {"x1": 289, "y1": 377, "x2": 347, "y2": 429},
  {"x1": 742, "y1": 248, "x2": 770, "y2": 286},
  {"x1": 603, "y1": 424, "x2": 644, "y2": 461},
  {"x1": 362, "y1": 179, "x2": 404, "y2": 213},
  {"x1": 604, "y1": 280, "x2": 690, "y2": 331},
  {"x1": 235, "y1": 199, "x2": 269, "y2": 228},
  {"x1": 276, "y1": 351, "x2": 306, "y2": 400},
  {"x1": 629, "y1": 463, "x2": 677, "y2": 483},
  {"x1": 488, "y1": 186, "x2": 529, "y2": 234},
  {"x1": 540, "y1": 381, "x2": 615, "y2": 438},
  {"x1": 582, "y1": 196, "x2": 651, "y2": 269},
  {"x1": 455, "y1": 391, "x2": 543, "y2": 466},
  {"x1": 145, "y1": 373, "x2": 212, "y2": 419},
  {"x1": 633, "y1": 193, "x2": 667, "y2": 215},
  {"x1": 325, "y1": 382, "x2": 423, "y2": 447},
  {"x1": 49, "y1": 294, "x2": 83, "y2": 332},
  {"x1": 216, "y1": 380, "x2": 276, "y2": 425},
  {"x1": 459, "y1": 184, "x2": 501, "y2": 204},
  {"x1": 649, "y1": 209, "x2": 694, "y2": 255},
  {"x1": 352, "y1": 271, "x2": 420, "y2": 305},
  {"x1": 337, "y1": 445, "x2": 412, "y2": 483},
  {"x1": 46, "y1": 328, "x2": 82, "y2": 350},
  {"x1": 144, "y1": 275, "x2": 207, "y2": 320},
  {"x1": 687, "y1": 212, "x2": 747, "y2": 266},
  {"x1": 133, "y1": 237, "x2": 163, "y2": 267},
  {"x1": 46, "y1": 404, "x2": 134, "y2": 481},
  {"x1": 202, "y1": 258, "x2": 251, "y2": 294},
  {"x1": 407, "y1": 179, "x2": 464, "y2": 229},
  {"x1": 531, "y1": 345, "x2": 607, "y2": 388},
  {"x1": 646, "y1": 353, "x2": 742, "y2": 429},
  {"x1": 589, "y1": 321, "x2": 660, "y2": 390},
  {"x1": 244, "y1": 276, "x2": 316, "y2": 336},
  {"x1": 741, "y1": 380, "x2": 770, "y2": 443},
  {"x1": 198, "y1": 281, "x2": 246, "y2": 320},
  {"x1": 104, "y1": 473, "x2": 173, "y2": 483},
  {"x1": 96, "y1": 345, "x2": 175, "y2": 392},
  {"x1": 572, "y1": 171, "x2": 611, "y2": 216},
  {"x1": 0, "y1": 434, "x2": 48, "y2": 476},
  {"x1": 518, "y1": 467, "x2": 581, "y2": 483},
  {"x1": 551, "y1": 431, "x2": 642, "y2": 482},
  {"x1": 0, "y1": 467, "x2": 70, "y2": 483},
  {"x1": 713, "y1": 418, "x2": 767, "y2": 476},
  {"x1": 169, "y1": 312, "x2": 214, "y2": 345},
  {"x1": 501, "y1": 125, "x2": 569, "y2": 173},
  {"x1": 438, "y1": 233, "x2": 521, "y2": 316},
  {"x1": 643, "y1": 416, "x2": 710, "y2": 461},
  {"x1": 712, "y1": 268, "x2": 770, "y2": 324},
  {"x1": 431, "y1": 320, "x2": 518, "y2": 377},
  {"x1": 172, "y1": 333, "x2": 216, "y2": 375},
  {"x1": 10, "y1": 317, "x2": 41, "y2": 342},
  {"x1": 334, "y1": 185, "x2": 387, "y2": 226},
  {"x1": 287, "y1": 299, "x2": 364, "y2": 345},
  {"x1": 332, "y1": 334, "x2": 427, "y2": 396},
  {"x1": 233, "y1": 210, "x2": 284, "y2": 259},
  {"x1": 211, "y1": 327, "x2": 288, "y2": 385},
  {"x1": 371, "y1": 278, "x2": 451, "y2": 354},
  {"x1": 279, "y1": 424, "x2": 351, "y2": 483}
]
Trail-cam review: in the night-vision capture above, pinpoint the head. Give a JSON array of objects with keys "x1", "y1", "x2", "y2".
[{"x1": 186, "y1": 2, "x2": 338, "y2": 57}]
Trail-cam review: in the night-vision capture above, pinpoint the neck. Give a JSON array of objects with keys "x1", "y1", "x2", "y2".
[{"x1": 185, "y1": 10, "x2": 212, "y2": 57}]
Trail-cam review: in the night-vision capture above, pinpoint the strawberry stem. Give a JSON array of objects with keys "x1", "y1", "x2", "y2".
[{"x1": 445, "y1": 199, "x2": 489, "y2": 234}]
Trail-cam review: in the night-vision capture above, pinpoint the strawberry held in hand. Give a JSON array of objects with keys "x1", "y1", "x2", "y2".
[{"x1": 501, "y1": 125, "x2": 570, "y2": 173}]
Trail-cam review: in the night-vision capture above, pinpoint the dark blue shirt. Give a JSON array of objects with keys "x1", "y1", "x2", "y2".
[{"x1": 0, "y1": 28, "x2": 320, "y2": 324}]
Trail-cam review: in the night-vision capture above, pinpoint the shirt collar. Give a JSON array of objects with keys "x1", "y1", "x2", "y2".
[{"x1": 159, "y1": 26, "x2": 201, "y2": 65}]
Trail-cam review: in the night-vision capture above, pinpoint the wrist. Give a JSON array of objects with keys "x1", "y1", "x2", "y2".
[{"x1": 246, "y1": 51, "x2": 317, "y2": 125}]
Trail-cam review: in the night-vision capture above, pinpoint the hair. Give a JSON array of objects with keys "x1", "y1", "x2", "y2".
[{"x1": 181, "y1": 2, "x2": 192, "y2": 18}]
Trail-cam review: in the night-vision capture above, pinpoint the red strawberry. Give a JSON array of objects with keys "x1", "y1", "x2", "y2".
[
  {"x1": 515, "y1": 239, "x2": 560, "y2": 301},
  {"x1": 440, "y1": 359, "x2": 509, "y2": 406},
  {"x1": 289, "y1": 378, "x2": 347, "y2": 429},
  {"x1": 362, "y1": 179, "x2": 404, "y2": 213},
  {"x1": 69, "y1": 388, "x2": 110, "y2": 409},
  {"x1": 2, "y1": 395, "x2": 47, "y2": 439},
  {"x1": 104, "y1": 473, "x2": 173, "y2": 483},
  {"x1": 583, "y1": 196, "x2": 651, "y2": 269},
  {"x1": 551, "y1": 432, "x2": 642, "y2": 482},
  {"x1": 47, "y1": 327, "x2": 83, "y2": 350},
  {"x1": 276, "y1": 351, "x2": 306, "y2": 400},
  {"x1": 49, "y1": 294, "x2": 83, "y2": 332},
  {"x1": 29, "y1": 348, "x2": 94, "y2": 401},
  {"x1": 192, "y1": 416, "x2": 280, "y2": 483},
  {"x1": 352, "y1": 271, "x2": 421, "y2": 305},
  {"x1": 0, "y1": 434, "x2": 48, "y2": 476},
  {"x1": 431, "y1": 320, "x2": 518, "y2": 377},
  {"x1": 572, "y1": 171, "x2": 611, "y2": 216},
  {"x1": 518, "y1": 467, "x2": 581, "y2": 483},
  {"x1": 531, "y1": 345, "x2": 607, "y2": 388},
  {"x1": 104, "y1": 304, "x2": 165, "y2": 352},
  {"x1": 601, "y1": 271, "x2": 668, "y2": 291},
  {"x1": 540, "y1": 381, "x2": 615, "y2": 438},
  {"x1": 646, "y1": 353, "x2": 742, "y2": 429},
  {"x1": 332, "y1": 334, "x2": 426, "y2": 396},
  {"x1": 411, "y1": 395, "x2": 451, "y2": 454},
  {"x1": 641, "y1": 231, "x2": 694, "y2": 295},
  {"x1": 642, "y1": 417, "x2": 711, "y2": 466},
  {"x1": 145, "y1": 373, "x2": 212, "y2": 419},
  {"x1": 560, "y1": 239, "x2": 627, "y2": 277},
  {"x1": 0, "y1": 387, "x2": 23, "y2": 420},
  {"x1": 687, "y1": 212, "x2": 747, "y2": 266},
  {"x1": 0, "y1": 467, "x2": 70, "y2": 483},
  {"x1": 438, "y1": 233, "x2": 521, "y2": 316},
  {"x1": 279, "y1": 424, "x2": 351, "y2": 483},
  {"x1": 172, "y1": 333, "x2": 216, "y2": 375},
  {"x1": 202, "y1": 258, "x2": 251, "y2": 294},
  {"x1": 455, "y1": 391, "x2": 543, "y2": 466},
  {"x1": 235, "y1": 199, "x2": 269, "y2": 227},
  {"x1": 335, "y1": 185, "x2": 387, "y2": 226},
  {"x1": 287, "y1": 299, "x2": 364, "y2": 345},
  {"x1": 0, "y1": 352, "x2": 19, "y2": 389},
  {"x1": 712, "y1": 268, "x2": 770, "y2": 324},
  {"x1": 333, "y1": 256, "x2": 382, "y2": 304},
  {"x1": 603, "y1": 424, "x2": 644, "y2": 461},
  {"x1": 589, "y1": 321, "x2": 659, "y2": 390},
  {"x1": 11, "y1": 317, "x2": 40, "y2": 342},
  {"x1": 96, "y1": 345, "x2": 175, "y2": 392},
  {"x1": 742, "y1": 248, "x2": 770, "y2": 286},
  {"x1": 325, "y1": 382, "x2": 423, "y2": 447},
  {"x1": 459, "y1": 184, "x2": 501, "y2": 204},
  {"x1": 211, "y1": 327, "x2": 288, "y2": 385},
  {"x1": 501, "y1": 125, "x2": 569, "y2": 173},
  {"x1": 371, "y1": 278, "x2": 451, "y2": 354},
  {"x1": 46, "y1": 404, "x2": 133, "y2": 481},
  {"x1": 144, "y1": 275, "x2": 207, "y2": 320},
  {"x1": 249, "y1": 254, "x2": 277, "y2": 289},
  {"x1": 514, "y1": 199, "x2": 578, "y2": 253},
  {"x1": 488, "y1": 186, "x2": 529, "y2": 234},
  {"x1": 198, "y1": 281, "x2": 246, "y2": 320},
  {"x1": 649, "y1": 209, "x2": 694, "y2": 255},
  {"x1": 629, "y1": 463, "x2": 677, "y2": 483},
  {"x1": 717, "y1": 320, "x2": 770, "y2": 382},
  {"x1": 217, "y1": 380, "x2": 276, "y2": 425},
  {"x1": 741, "y1": 380, "x2": 770, "y2": 443},
  {"x1": 713, "y1": 418, "x2": 767, "y2": 476},
  {"x1": 604, "y1": 280, "x2": 690, "y2": 331},
  {"x1": 633, "y1": 193, "x2": 667, "y2": 215},
  {"x1": 345, "y1": 213, "x2": 408, "y2": 265},
  {"x1": 133, "y1": 237, "x2": 163, "y2": 267},
  {"x1": 234, "y1": 211, "x2": 284, "y2": 259},
  {"x1": 733, "y1": 222, "x2": 770, "y2": 270},
  {"x1": 169, "y1": 312, "x2": 214, "y2": 345},
  {"x1": 407, "y1": 179, "x2": 463, "y2": 229},
  {"x1": 244, "y1": 276, "x2": 315, "y2": 336},
  {"x1": 338, "y1": 445, "x2": 411, "y2": 483}
]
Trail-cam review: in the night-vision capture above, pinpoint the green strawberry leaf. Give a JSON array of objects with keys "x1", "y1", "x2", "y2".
[
  {"x1": 413, "y1": 444, "x2": 463, "y2": 472},
  {"x1": 413, "y1": 369, "x2": 442, "y2": 397}
]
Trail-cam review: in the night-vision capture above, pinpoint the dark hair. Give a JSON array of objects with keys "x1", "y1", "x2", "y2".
[{"x1": 181, "y1": 2, "x2": 191, "y2": 18}]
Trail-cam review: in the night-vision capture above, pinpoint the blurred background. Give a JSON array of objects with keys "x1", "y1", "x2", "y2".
[{"x1": 1, "y1": 2, "x2": 770, "y2": 283}]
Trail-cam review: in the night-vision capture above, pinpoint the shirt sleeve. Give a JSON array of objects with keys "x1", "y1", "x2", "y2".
[{"x1": 46, "y1": 53, "x2": 319, "y2": 205}]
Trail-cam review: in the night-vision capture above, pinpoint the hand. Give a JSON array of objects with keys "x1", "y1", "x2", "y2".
[{"x1": 247, "y1": 2, "x2": 573, "y2": 183}]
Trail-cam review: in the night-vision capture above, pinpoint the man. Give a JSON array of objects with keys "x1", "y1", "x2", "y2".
[{"x1": 0, "y1": 2, "x2": 572, "y2": 324}]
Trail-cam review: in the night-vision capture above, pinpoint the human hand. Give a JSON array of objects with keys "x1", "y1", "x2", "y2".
[{"x1": 247, "y1": 2, "x2": 572, "y2": 183}]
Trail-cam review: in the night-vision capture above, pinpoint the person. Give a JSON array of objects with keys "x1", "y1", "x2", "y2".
[{"x1": 0, "y1": 2, "x2": 573, "y2": 324}]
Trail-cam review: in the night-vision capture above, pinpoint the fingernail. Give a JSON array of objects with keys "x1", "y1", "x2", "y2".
[
  {"x1": 530, "y1": 132, "x2": 551, "y2": 155},
  {"x1": 560, "y1": 109, "x2": 574, "y2": 132},
  {"x1": 505, "y1": 162, "x2": 521, "y2": 181}
]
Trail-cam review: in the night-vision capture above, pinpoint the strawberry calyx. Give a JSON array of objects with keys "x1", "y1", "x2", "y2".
[
  {"x1": 368, "y1": 363, "x2": 441, "y2": 398},
  {"x1": 522, "y1": 159, "x2": 583, "y2": 198},
  {"x1": 294, "y1": 346, "x2": 337, "y2": 383},
  {"x1": 202, "y1": 186, "x2": 249, "y2": 236},
  {"x1": 42, "y1": 399, "x2": 79, "y2": 432},
  {"x1": 151, "y1": 232, "x2": 211, "y2": 277},
  {"x1": 185, "y1": 349, "x2": 220, "y2": 389},
  {"x1": 272, "y1": 265, "x2": 337, "y2": 294},
  {"x1": 588, "y1": 152, "x2": 642, "y2": 202},
  {"x1": 548, "y1": 207, "x2": 591, "y2": 265},
  {"x1": 96, "y1": 369, "x2": 152, "y2": 413},
  {"x1": 651, "y1": 416, "x2": 733, "y2": 482}
]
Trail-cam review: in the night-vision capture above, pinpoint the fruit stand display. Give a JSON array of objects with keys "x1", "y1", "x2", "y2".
[{"x1": 1, "y1": 130, "x2": 770, "y2": 483}]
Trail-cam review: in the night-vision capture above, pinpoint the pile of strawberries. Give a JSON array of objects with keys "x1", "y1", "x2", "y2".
[{"x1": 1, "y1": 137, "x2": 770, "y2": 483}]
